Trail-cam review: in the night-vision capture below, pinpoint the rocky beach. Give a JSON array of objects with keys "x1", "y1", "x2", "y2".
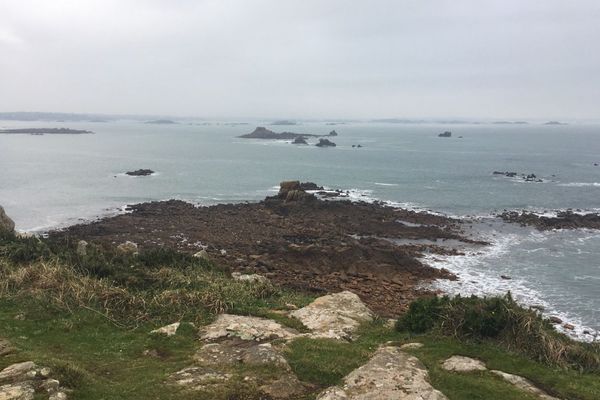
[{"x1": 49, "y1": 181, "x2": 479, "y2": 317}]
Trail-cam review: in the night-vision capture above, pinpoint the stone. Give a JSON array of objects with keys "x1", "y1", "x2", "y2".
[
  {"x1": 0, "y1": 382, "x2": 35, "y2": 400},
  {"x1": 563, "y1": 323, "x2": 575, "y2": 330},
  {"x1": 290, "y1": 291, "x2": 373, "y2": 341},
  {"x1": 549, "y1": 316, "x2": 562, "y2": 324},
  {"x1": 0, "y1": 206, "x2": 15, "y2": 233},
  {"x1": 231, "y1": 272, "x2": 269, "y2": 284},
  {"x1": 151, "y1": 322, "x2": 180, "y2": 336},
  {"x1": 193, "y1": 340, "x2": 290, "y2": 369},
  {"x1": 260, "y1": 373, "x2": 309, "y2": 399},
  {"x1": 125, "y1": 169, "x2": 154, "y2": 176},
  {"x1": 193, "y1": 249, "x2": 209, "y2": 260},
  {"x1": 199, "y1": 314, "x2": 299, "y2": 342},
  {"x1": 116, "y1": 241, "x2": 138, "y2": 255},
  {"x1": 0, "y1": 339, "x2": 14, "y2": 357},
  {"x1": 169, "y1": 367, "x2": 232, "y2": 391},
  {"x1": 400, "y1": 342, "x2": 424, "y2": 350},
  {"x1": 76, "y1": 240, "x2": 88, "y2": 256},
  {"x1": 490, "y1": 370, "x2": 559, "y2": 400},
  {"x1": 49, "y1": 393, "x2": 68, "y2": 400},
  {"x1": 39, "y1": 379, "x2": 60, "y2": 393},
  {"x1": 316, "y1": 346, "x2": 447, "y2": 399},
  {"x1": 315, "y1": 138, "x2": 336, "y2": 147},
  {"x1": 441, "y1": 356, "x2": 487, "y2": 372},
  {"x1": 0, "y1": 362, "x2": 36, "y2": 384}
]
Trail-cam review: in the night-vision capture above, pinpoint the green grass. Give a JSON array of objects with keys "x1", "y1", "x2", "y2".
[{"x1": 1, "y1": 232, "x2": 599, "y2": 399}]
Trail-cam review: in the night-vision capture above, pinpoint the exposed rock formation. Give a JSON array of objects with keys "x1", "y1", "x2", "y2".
[
  {"x1": 292, "y1": 136, "x2": 308, "y2": 144},
  {"x1": 116, "y1": 241, "x2": 138, "y2": 255},
  {"x1": 500, "y1": 210, "x2": 600, "y2": 230},
  {"x1": 151, "y1": 322, "x2": 181, "y2": 336},
  {"x1": 0, "y1": 361, "x2": 68, "y2": 400},
  {"x1": 199, "y1": 314, "x2": 299, "y2": 342},
  {"x1": 290, "y1": 291, "x2": 373, "y2": 341},
  {"x1": 490, "y1": 370, "x2": 559, "y2": 400},
  {"x1": 0, "y1": 206, "x2": 15, "y2": 233},
  {"x1": 231, "y1": 272, "x2": 269, "y2": 284},
  {"x1": 438, "y1": 131, "x2": 452, "y2": 137},
  {"x1": 441, "y1": 356, "x2": 487, "y2": 372},
  {"x1": 125, "y1": 169, "x2": 154, "y2": 176},
  {"x1": 315, "y1": 138, "x2": 336, "y2": 147},
  {"x1": 317, "y1": 346, "x2": 447, "y2": 400}
]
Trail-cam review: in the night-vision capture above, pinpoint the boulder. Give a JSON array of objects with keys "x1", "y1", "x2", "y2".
[
  {"x1": 151, "y1": 322, "x2": 180, "y2": 336},
  {"x1": 549, "y1": 316, "x2": 563, "y2": 324},
  {"x1": 400, "y1": 342, "x2": 424, "y2": 350},
  {"x1": 317, "y1": 346, "x2": 447, "y2": 400},
  {"x1": 0, "y1": 382, "x2": 35, "y2": 400},
  {"x1": 169, "y1": 367, "x2": 232, "y2": 391},
  {"x1": 199, "y1": 314, "x2": 299, "y2": 342},
  {"x1": 290, "y1": 291, "x2": 373, "y2": 341},
  {"x1": 441, "y1": 356, "x2": 487, "y2": 372},
  {"x1": 116, "y1": 241, "x2": 138, "y2": 255},
  {"x1": 193, "y1": 250, "x2": 209, "y2": 260},
  {"x1": 0, "y1": 362, "x2": 37, "y2": 384},
  {"x1": 193, "y1": 340, "x2": 289, "y2": 369},
  {"x1": 0, "y1": 339, "x2": 14, "y2": 357},
  {"x1": 231, "y1": 272, "x2": 269, "y2": 284},
  {"x1": 76, "y1": 240, "x2": 88, "y2": 256},
  {"x1": 0, "y1": 206, "x2": 15, "y2": 233}
]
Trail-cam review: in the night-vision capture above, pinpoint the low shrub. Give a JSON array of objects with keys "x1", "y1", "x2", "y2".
[{"x1": 396, "y1": 294, "x2": 600, "y2": 372}]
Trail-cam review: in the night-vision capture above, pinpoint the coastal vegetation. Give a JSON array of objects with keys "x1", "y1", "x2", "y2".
[{"x1": 1, "y1": 231, "x2": 599, "y2": 399}]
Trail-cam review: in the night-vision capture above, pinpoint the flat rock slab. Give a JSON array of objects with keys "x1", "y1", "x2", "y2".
[
  {"x1": 169, "y1": 367, "x2": 232, "y2": 390},
  {"x1": 400, "y1": 342, "x2": 424, "y2": 350},
  {"x1": 200, "y1": 314, "x2": 299, "y2": 342},
  {"x1": 490, "y1": 370, "x2": 559, "y2": 400},
  {"x1": 290, "y1": 291, "x2": 373, "y2": 341},
  {"x1": 0, "y1": 362, "x2": 36, "y2": 384},
  {"x1": 441, "y1": 356, "x2": 487, "y2": 372},
  {"x1": 0, "y1": 382, "x2": 35, "y2": 400},
  {"x1": 317, "y1": 346, "x2": 447, "y2": 399},
  {"x1": 193, "y1": 340, "x2": 290, "y2": 370}
]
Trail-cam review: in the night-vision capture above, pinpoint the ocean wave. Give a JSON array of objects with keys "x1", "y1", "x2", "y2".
[
  {"x1": 558, "y1": 182, "x2": 600, "y2": 187},
  {"x1": 373, "y1": 182, "x2": 399, "y2": 186},
  {"x1": 423, "y1": 226, "x2": 599, "y2": 341}
]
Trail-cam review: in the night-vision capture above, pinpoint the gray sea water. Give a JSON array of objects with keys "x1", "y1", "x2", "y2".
[{"x1": 1, "y1": 119, "x2": 599, "y2": 339}]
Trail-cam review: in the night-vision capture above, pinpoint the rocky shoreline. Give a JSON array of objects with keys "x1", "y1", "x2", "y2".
[
  {"x1": 499, "y1": 210, "x2": 600, "y2": 230},
  {"x1": 49, "y1": 181, "x2": 484, "y2": 317}
]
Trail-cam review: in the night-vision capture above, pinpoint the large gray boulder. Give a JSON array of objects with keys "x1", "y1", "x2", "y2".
[{"x1": 0, "y1": 206, "x2": 15, "y2": 233}]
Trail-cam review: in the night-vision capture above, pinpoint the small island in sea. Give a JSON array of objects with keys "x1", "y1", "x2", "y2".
[
  {"x1": 145, "y1": 119, "x2": 177, "y2": 124},
  {"x1": 239, "y1": 126, "x2": 338, "y2": 140},
  {"x1": 0, "y1": 127, "x2": 93, "y2": 135}
]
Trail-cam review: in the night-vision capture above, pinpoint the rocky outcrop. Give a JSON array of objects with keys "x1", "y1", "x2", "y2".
[
  {"x1": 500, "y1": 210, "x2": 600, "y2": 230},
  {"x1": 76, "y1": 240, "x2": 87, "y2": 256},
  {"x1": 194, "y1": 340, "x2": 289, "y2": 369},
  {"x1": 438, "y1": 131, "x2": 452, "y2": 137},
  {"x1": 292, "y1": 136, "x2": 308, "y2": 144},
  {"x1": 493, "y1": 171, "x2": 543, "y2": 182},
  {"x1": 317, "y1": 346, "x2": 447, "y2": 399},
  {"x1": 328, "y1": 130, "x2": 338, "y2": 136},
  {"x1": 315, "y1": 138, "x2": 336, "y2": 147},
  {"x1": 277, "y1": 181, "x2": 317, "y2": 203},
  {"x1": 290, "y1": 291, "x2": 373, "y2": 341},
  {"x1": 231, "y1": 272, "x2": 269, "y2": 284},
  {"x1": 441, "y1": 355, "x2": 486, "y2": 372},
  {"x1": 199, "y1": 314, "x2": 299, "y2": 342},
  {"x1": 116, "y1": 241, "x2": 138, "y2": 255},
  {"x1": 0, "y1": 361, "x2": 68, "y2": 400},
  {"x1": 490, "y1": 370, "x2": 559, "y2": 400},
  {"x1": 125, "y1": 169, "x2": 154, "y2": 176},
  {"x1": 240, "y1": 127, "x2": 337, "y2": 140},
  {"x1": 0, "y1": 206, "x2": 15, "y2": 233}
]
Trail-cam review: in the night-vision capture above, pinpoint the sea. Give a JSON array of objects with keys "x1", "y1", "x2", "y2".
[{"x1": 1, "y1": 119, "x2": 599, "y2": 340}]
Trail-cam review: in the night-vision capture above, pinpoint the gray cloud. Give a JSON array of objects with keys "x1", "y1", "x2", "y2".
[{"x1": 1, "y1": 0, "x2": 599, "y2": 119}]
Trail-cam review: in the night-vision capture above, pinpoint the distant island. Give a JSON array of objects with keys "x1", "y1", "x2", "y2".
[
  {"x1": 544, "y1": 121, "x2": 568, "y2": 125},
  {"x1": 0, "y1": 128, "x2": 93, "y2": 135},
  {"x1": 145, "y1": 119, "x2": 177, "y2": 124},
  {"x1": 270, "y1": 120, "x2": 297, "y2": 126},
  {"x1": 239, "y1": 127, "x2": 338, "y2": 140},
  {"x1": 126, "y1": 169, "x2": 155, "y2": 176},
  {"x1": 493, "y1": 121, "x2": 528, "y2": 125},
  {"x1": 438, "y1": 131, "x2": 452, "y2": 137}
]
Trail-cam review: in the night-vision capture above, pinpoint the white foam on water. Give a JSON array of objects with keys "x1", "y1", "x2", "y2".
[
  {"x1": 423, "y1": 225, "x2": 599, "y2": 341},
  {"x1": 558, "y1": 182, "x2": 600, "y2": 187},
  {"x1": 373, "y1": 182, "x2": 399, "y2": 186}
]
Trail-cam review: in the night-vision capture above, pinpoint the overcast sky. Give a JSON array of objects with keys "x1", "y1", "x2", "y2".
[{"x1": 1, "y1": 0, "x2": 599, "y2": 120}]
